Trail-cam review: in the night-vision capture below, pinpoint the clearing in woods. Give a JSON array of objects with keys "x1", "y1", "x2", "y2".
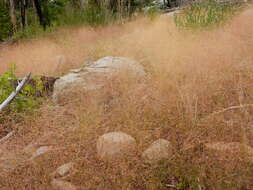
[{"x1": 0, "y1": 5, "x2": 253, "y2": 190}]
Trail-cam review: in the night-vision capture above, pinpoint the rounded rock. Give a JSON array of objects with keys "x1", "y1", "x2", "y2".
[
  {"x1": 97, "y1": 132, "x2": 137, "y2": 161},
  {"x1": 142, "y1": 139, "x2": 172, "y2": 163}
]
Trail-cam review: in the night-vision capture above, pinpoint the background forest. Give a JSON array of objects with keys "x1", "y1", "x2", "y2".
[{"x1": 0, "y1": 0, "x2": 180, "y2": 40}]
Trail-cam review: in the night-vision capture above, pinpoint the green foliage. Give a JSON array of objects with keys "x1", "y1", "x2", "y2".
[
  {"x1": 145, "y1": 6, "x2": 161, "y2": 21},
  {"x1": 0, "y1": 0, "x2": 163, "y2": 40},
  {"x1": 13, "y1": 1, "x2": 116, "y2": 39},
  {"x1": 0, "y1": 64, "x2": 17, "y2": 103},
  {"x1": 13, "y1": 24, "x2": 46, "y2": 39},
  {"x1": 82, "y1": 4, "x2": 115, "y2": 26},
  {"x1": 0, "y1": 64, "x2": 44, "y2": 112},
  {"x1": 0, "y1": 2, "x2": 12, "y2": 40},
  {"x1": 53, "y1": 1, "x2": 116, "y2": 26},
  {"x1": 137, "y1": 0, "x2": 154, "y2": 7},
  {"x1": 47, "y1": 0, "x2": 69, "y2": 24},
  {"x1": 174, "y1": 0, "x2": 241, "y2": 29}
]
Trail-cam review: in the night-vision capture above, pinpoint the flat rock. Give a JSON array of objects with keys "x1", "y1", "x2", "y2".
[
  {"x1": 142, "y1": 139, "x2": 172, "y2": 163},
  {"x1": 55, "y1": 162, "x2": 74, "y2": 177},
  {"x1": 97, "y1": 132, "x2": 137, "y2": 161}
]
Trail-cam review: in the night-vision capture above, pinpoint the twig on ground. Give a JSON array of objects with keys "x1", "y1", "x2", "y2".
[
  {"x1": 200, "y1": 104, "x2": 253, "y2": 122},
  {"x1": 0, "y1": 131, "x2": 14, "y2": 143},
  {"x1": 165, "y1": 184, "x2": 176, "y2": 188}
]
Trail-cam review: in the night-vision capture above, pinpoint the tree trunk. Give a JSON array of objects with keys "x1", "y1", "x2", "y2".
[
  {"x1": 9, "y1": 0, "x2": 17, "y2": 32},
  {"x1": 41, "y1": 0, "x2": 51, "y2": 27},
  {"x1": 117, "y1": 0, "x2": 123, "y2": 19},
  {"x1": 20, "y1": 0, "x2": 26, "y2": 29},
  {"x1": 128, "y1": 0, "x2": 131, "y2": 15},
  {"x1": 25, "y1": 0, "x2": 28, "y2": 26},
  {"x1": 33, "y1": 0, "x2": 47, "y2": 30},
  {"x1": 80, "y1": 0, "x2": 86, "y2": 8}
]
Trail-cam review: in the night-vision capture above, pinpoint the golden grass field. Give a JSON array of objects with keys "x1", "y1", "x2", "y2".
[
  {"x1": 0, "y1": 5, "x2": 251, "y2": 77},
  {"x1": 0, "y1": 5, "x2": 253, "y2": 190}
]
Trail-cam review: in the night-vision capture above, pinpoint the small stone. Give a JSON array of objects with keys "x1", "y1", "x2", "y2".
[
  {"x1": 55, "y1": 162, "x2": 74, "y2": 177},
  {"x1": 97, "y1": 132, "x2": 137, "y2": 161},
  {"x1": 142, "y1": 139, "x2": 172, "y2": 163},
  {"x1": 31, "y1": 146, "x2": 51, "y2": 160},
  {"x1": 51, "y1": 179, "x2": 76, "y2": 190}
]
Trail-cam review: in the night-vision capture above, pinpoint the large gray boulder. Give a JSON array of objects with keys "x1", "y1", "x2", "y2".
[
  {"x1": 97, "y1": 132, "x2": 137, "y2": 161},
  {"x1": 53, "y1": 56, "x2": 146, "y2": 104},
  {"x1": 142, "y1": 139, "x2": 172, "y2": 163}
]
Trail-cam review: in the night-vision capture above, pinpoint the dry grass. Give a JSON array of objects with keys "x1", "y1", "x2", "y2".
[{"x1": 0, "y1": 5, "x2": 253, "y2": 190}]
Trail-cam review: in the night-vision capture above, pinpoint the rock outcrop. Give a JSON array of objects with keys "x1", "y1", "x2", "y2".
[{"x1": 53, "y1": 56, "x2": 146, "y2": 104}]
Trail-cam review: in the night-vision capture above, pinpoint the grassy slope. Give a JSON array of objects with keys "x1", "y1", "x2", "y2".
[{"x1": 0, "y1": 5, "x2": 253, "y2": 190}]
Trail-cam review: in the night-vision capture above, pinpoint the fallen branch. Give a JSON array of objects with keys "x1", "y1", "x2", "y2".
[
  {"x1": 0, "y1": 73, "x2": 31, "y2": 112},
  {"x1": 0, "y1": 131, "x2": 14, "y2": 143},
  {"x1": 165, "y1": 184, "x2": 176, "y2": 188},
  {"x1": 162, "y1": 7, "x2": 180, "y2": 14},
  {"x1": 200, "y1": 104, "x2": 253, "y2": 122}
]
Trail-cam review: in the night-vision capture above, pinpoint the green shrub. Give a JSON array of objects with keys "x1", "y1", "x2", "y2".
[
  {"x1": 13, "y1": 24, "x2": 47, "y2": 40},
  {"x1": 174, "y1": 0, "x2": 241, "y2": 29},
  {"x1": 82, "y1": 5, "x2": 115, "y2": 26},
  {"x1": 13, "y1": 3, "x2": 116, "y2": 39},
  {"x1": 57, "y1": 3, "x2": 115, "y2": 26},
  {"x1": 0, "y1": 64, "x2": 44, "y2": 112},
  {"x1": 145, "y1": 6, "x2": 161, "y2": 20}
]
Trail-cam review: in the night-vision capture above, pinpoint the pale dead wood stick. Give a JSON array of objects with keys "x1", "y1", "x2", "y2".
[
  {"x1": 0, "y1": 131, "x2": 14, "y2": 143},
  {"x1": 0, "y1": 73, "x2": 31, "y2": 112},
  {"x1": 200, "y1": 104, "x2": 253, "y2": 122}
]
